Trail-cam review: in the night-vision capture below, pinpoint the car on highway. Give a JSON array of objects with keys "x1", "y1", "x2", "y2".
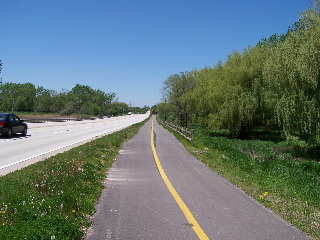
[{"x1": 0, "y1": 113, "x2": 28, "y2": 138}]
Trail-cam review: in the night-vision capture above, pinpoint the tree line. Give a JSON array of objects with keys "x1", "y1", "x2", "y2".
[
  {"x1": 0, "y1": 81, "x2": 147, "y2": 116},
  {"x1": 157, "y1": 1, "x2": 320, "y2": 147}
]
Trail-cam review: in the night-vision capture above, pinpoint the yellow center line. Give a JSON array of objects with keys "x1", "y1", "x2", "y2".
[{"x1": 151, "y1": 119, "x2": 210, "y2": 240}]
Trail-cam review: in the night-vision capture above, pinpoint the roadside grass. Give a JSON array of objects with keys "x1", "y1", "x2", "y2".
[
  {"x1": 160, "y1": 124, "x2": 320, "y2": 239},
  {"x1": 0, "y1": 119, "x2": 147, "y2": 240}
]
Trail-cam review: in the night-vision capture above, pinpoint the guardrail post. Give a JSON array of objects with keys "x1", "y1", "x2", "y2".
[
  {"x1": 158, "y1": 118, "x2": 195, "y2": 145},
  {"x1": 191, "y1": 129, "x2": 195, "y2": 145}
]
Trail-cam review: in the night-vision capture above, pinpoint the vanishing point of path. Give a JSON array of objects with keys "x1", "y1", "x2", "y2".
[{"x1": 85, "y1": 116, "x2": 310, "y2": 240}]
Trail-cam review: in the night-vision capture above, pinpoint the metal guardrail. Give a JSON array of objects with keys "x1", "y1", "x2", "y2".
[
  {"x1": 22, "y1": 117, "x2": 102, "y2": 123},
  {"x1": 158, "y1": 119, "x2": 195, "y2": 145}
]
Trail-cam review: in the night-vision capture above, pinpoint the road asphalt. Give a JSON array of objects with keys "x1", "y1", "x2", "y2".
[{"x1": 85, "y1": 116, "x2": 311, "y2": 240}]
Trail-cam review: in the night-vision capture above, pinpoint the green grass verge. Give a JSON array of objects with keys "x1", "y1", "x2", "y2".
[
  {"x1": 0, "y1": 119, "x2": 148, "y2": 240},
  {"x1": 160, "y1": 123, "x2": 320, "y2": 240}
]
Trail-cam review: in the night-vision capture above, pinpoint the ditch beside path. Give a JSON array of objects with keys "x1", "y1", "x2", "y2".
[{"x1": 85, "y1": 116, "x2": 310, "y2": 240}]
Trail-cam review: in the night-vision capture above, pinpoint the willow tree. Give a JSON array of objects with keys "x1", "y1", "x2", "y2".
[
  {"x1": 264, "y1": 0, "x2": 320, "y2": 145},
  {"x1": 183, "y1": 64, "x2": 227, "y2": 129},
  {"x1": 183, "y1": 44, "x2": 273, "y2": 137}
]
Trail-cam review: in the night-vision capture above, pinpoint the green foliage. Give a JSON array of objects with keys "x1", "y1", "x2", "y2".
[
  {"x1": 156, "y1": 102, "x2": 172, "y2": 121},
  {"x1": 107, "y1": 101, "x2": 129, "y2": 116},
  {"x1": 176, "y1": 125, "x2": 319, "y2": 238},
  {"x1": 0, "y1": 82, "x2": 123, "y2": 116},
  {"x1": 159, "y1": 1, "x2": 320, "y2": 146},
  {"x1": 264, "y1": 1, "x2": 320, "y2": 145},
  {"x1": 162, "y1": 71, "x2": 197, "y2": 127},
  {"x1": 160, "y1": 118, "x2": 319, "y2": 238},
  {"x1": 0, "y1": 83, "x2": 36, "y2": 112},
  {"x1": 0, "y1": 120, "x2": 147, "y2": 239},
  {"x1": 168, "y1": 46, "x2": 271, "y2": 137}
]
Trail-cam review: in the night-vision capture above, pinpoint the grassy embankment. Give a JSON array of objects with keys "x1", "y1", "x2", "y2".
[
  {"x1": 1, "y1": 112, "x2": 318, "y2": 239},
  {"x1": 160, "y1": 121, "x2": 319, "y2": 240},
  {"x1": 0, "y1": 118, "x2": 148, "y2": 240}
]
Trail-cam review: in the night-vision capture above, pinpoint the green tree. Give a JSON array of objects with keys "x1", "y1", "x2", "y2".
[
  {"x1": 107, "y1": 101, "x2": 129, "y2": 116},
  {"x1": 184, "y1": 46, "x2": 272, "y2": 137},
  {"x1": 68, "y1": 84, "x2": 95, "y2": 114},
  {"x1": 156, "y1": 102, "x2": 172, "y2": 121},
  {"x1": 0, "y1": 82, "x2": 36, "y2": 112},
  {"x1": 34, "y1": 87, "x2": 52, "y2": 112},
  {"x1": 162, "y1": 71, "x2": 197, "y2": 127},
  {"x1": 15, "y1": 83, "x2": 37, "y2": 111},
  {"x1": 0, "y1": 82, "x2": 16, "y2": 111},
  {"x1": 264, "y1": 0, "x2": 320, "y2": 145},
  {"x1": 0, "y1": 60, "x2": 2, "y2": 84}
]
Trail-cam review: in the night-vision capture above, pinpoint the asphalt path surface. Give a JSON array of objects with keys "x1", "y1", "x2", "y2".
[
  {"x1": 85, "y1": 116, "x2": 310, "y2": 240},
  {"x1": 0, "y1": 113, "x2": 149, "y2": 175}
]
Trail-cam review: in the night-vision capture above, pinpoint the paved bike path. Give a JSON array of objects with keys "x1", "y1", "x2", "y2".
[{"x1": 85, "y1": 116, "x2": 310, "y2": 239}]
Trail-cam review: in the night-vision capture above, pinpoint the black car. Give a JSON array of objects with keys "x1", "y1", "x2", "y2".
[{"x1": 0, "y1": 113, "x2": 28, "y2": 138}]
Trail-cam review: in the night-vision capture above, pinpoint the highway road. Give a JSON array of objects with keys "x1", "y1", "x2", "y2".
[
  {"x1": 0, "y1": 113, "x2": 149, "y2": 175},
  {"x1": 86, "y1": 116, "x2": 310, "y2": 240}
]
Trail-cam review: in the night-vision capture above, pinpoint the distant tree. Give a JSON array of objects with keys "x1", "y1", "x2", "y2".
[
  {"x1": 107, "y1": 101, "x2": 129, "y2": 116},
  {"x1": 0, "y1": 82, "x2": 17, "y2": 111},
  {"x1": 0, "y1": 82, "x2": 36, "y2": 112},
  {"x1": 156, "y1": 102, "x2": 172, "y2": 121},
  {"x1": 68, "y1": 84, "x2": 94, "y2": 114},
  {"x1": 65, "y1": 84, "x2": 115, "y2": 116},
  {"x1": 15, "y1": 83, "x2": 36, "y2": 111},
  {"x1": 0, "y1": 60, "x2": 2, "y2": 84},
  {"x1": 34, "y1": 87, "x2": 55, "y2": 112},
  {"x1": 162, "y1": 71, "x2": 197, "y2": 127}
]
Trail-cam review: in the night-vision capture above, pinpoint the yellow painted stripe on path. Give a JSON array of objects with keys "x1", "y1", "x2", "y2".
[{"x1": 151, "y1": 119, "x2": 210, "y2": 240}]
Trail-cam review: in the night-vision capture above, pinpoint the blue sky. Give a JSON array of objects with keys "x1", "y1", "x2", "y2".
[{"x1": 1, "y1": 0, "x2": 311, "y2": 107}]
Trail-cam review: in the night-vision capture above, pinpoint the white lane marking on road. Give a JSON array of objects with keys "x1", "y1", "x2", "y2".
[
  {"x1": 193, "y1": 166, "x2": 202, "y2": 175},
  {"x1": 54, "y1": 131, "x2": 64, "y2": 134}
]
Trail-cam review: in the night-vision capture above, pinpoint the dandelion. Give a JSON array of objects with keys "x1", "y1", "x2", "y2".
[
  {"x1": 260, "y1": 195, "x2": 265, "y2": 200},
  {"x1": 1, "y1": 211, "x2": 6, "y2": 214},
  {"x1": 72, "y1": 210, "x2": 76, "y2": 213},
  {"x1": 264, "y1": 192, "x2": 269, "y2": 196}
]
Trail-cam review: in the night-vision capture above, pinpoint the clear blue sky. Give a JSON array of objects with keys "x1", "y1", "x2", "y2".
[{"x1": 0, "y1": 0, "x2": 311, "y2": 107}]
